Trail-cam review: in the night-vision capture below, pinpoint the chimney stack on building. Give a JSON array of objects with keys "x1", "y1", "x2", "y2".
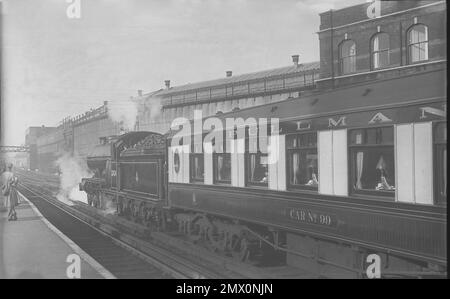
[
  {"x1": 292, "y1": 55, "x2": 300, "y2": 67},
  {"x1": 226, "y1": 71, "x2": 232, "y2": 77},
  {"x1": 165, "y1": 80, "x2": 171, "y2": 89},
  {"x1": 138, "y1": 90, "x2": 143, "y2": 97}
]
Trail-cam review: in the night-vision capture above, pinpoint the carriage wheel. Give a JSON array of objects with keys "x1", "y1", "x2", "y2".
[{"x1": 231, "y1": 237, "x2": 250, "y2": 262}]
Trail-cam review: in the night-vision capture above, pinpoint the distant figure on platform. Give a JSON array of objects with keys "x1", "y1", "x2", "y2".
[
  {"x1": 1, "y1": 163, "x2": 19, "y2": 220},
  {"x1": 0, "y1": 162, "x2": 6, "y2": 212}
]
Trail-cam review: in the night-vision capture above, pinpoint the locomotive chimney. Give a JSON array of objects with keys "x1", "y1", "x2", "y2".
[
  {"x1": 292, "y1": 55, "x2": 299, "y2": 67},
  {"x1": 226, "y1": 71, "x2": 232, "y2": 77},
  {"x1": 165, "y1": 80, "x2": 171, "y2": 89},
  {"x1": 137, "y1": 90, "x2": 143, "y2": 97}
]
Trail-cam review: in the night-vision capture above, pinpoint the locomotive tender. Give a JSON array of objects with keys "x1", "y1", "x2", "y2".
[{"x1": 80, "y1": 68, "x2": 446, "y2": 278}]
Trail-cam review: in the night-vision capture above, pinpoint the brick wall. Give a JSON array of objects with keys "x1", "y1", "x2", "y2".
[{"x1": 318, "y1": 1, "x2": 446, "y2": 85}]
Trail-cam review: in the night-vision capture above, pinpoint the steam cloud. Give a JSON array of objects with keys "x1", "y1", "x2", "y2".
[
  {"x1": 148, "y1": 97, "x2": 162, "y2": 121},
  {"x1": 55, "y1": 153, "x2": 92, "y2": 206},
  {"x1": 107, "y1": 99, "x2": 139, "y2": 131}
]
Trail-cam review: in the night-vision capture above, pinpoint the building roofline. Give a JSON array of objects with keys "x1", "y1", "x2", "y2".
[
  {"x1": 156, "y1": 61, "x2": 320, "y2": 96},
  {"x1": 317, "y1": 1, "x2": 445, "y2": 33}
]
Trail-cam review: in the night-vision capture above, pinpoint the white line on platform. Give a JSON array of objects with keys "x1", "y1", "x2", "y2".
[{"x1": 17, "y1": 191, "x2": 116, "y2": 279}]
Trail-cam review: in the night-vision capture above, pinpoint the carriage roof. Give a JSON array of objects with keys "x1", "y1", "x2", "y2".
[{"x1": 167, "y1": 68, "x2": 446, "y2": 138}]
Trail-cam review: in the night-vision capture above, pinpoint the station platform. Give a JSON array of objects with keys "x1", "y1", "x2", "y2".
[{"x1": 0, "y1": 193, "x2": 112, "y2": 279}]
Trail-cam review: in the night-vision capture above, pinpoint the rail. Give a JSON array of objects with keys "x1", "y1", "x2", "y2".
[{"x1": 16, "y1": 174, "x2": 231, "y2": 279}]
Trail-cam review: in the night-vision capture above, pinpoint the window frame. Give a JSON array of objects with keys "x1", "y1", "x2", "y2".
[
  {"x1": 244, "y1": 125, "x2": 270, "y2": 188},
  {"x1": 371, "y1": 32, "x2": 390, "y2": 70},
  {"x1": 190, "y1": 153, "x2": 204, "y2": 183},
  {"x1": 433, "y1": 121, "x2": 446, "y2": 205},
  {"x1": 211, "y1": 130, "x2": 232, "y2": 185},
  {"x1": 286, "y1": 132, "x2": 318, "y2": 192},
  {"x1": 407, "y1": 24, "x2": 429, "y2": 64},
  {"x1": 339, "y1": 39, "x2": 357, "y2": 75},
  {"x1": 213, "y1": 152, "x2": 232, "y2": 184},
  {"x1": 246, "y1": 151, "x2": 269, "y2": 187},
  {"x1": 348, "y1": 126, "x2": 396, "y2": 198},
  {"x1": 190, "y1": 134, "x2": 205, "y2": 183}
]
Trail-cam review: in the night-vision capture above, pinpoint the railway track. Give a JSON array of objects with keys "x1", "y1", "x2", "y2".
[
  {"x1": 16, "y1": 171, "x2": 238, "y2": 279},
  {"x1": 16, "y1": 170, "x2": 320, "y2": 279}
]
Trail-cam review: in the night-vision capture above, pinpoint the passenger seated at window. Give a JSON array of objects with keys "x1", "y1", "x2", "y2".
[
  {"x1": 375, "y1": 156, "x2": 395, "y2": 191},
  {"x1": 350, "y1": 127, "x2": 395, "y2": 194},
  {"x1": 260, "y1": 170, "x2": 268, "y2": 183},
  {"x1": 287, "y1": 133, "x2": 318, "y2": 190},
  {"x1": 306, "y1": 173, "x2": 318, "y2": 187},
  {"x1": 248, "y1": 153, "x2": 268, "y2": 186}
]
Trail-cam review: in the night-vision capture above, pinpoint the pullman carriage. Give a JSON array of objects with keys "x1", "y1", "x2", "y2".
[
  {"x1": 79, "y1": 68, "x2": 445, "y2": 278},
  {"x1": 167, "y1": 68, "x2": 446, "y2": 277}
]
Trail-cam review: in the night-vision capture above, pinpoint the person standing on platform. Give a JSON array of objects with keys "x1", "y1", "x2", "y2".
[
  {"x1": 8, "y1": 176, "x2": 19, "y2": 221},
  {"x1": 1, "y1": 163, "x2": 15, "y2": 219},
  {"x1": 0, "y1": 162, "x2": 6, "y2": 212}
]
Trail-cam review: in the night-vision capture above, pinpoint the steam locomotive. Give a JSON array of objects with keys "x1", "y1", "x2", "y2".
[{"x1": 80, "y1": 69, "x2": 446, "y2": 278}]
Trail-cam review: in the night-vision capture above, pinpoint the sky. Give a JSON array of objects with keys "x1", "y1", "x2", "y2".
[{"x1": 1, "y1": 0, "x2": 365, "y2": 146}]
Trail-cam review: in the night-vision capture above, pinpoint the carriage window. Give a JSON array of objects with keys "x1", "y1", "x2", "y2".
[
  {"x1": 190, "y1": 138, "x2": 204, "y2": 182},
  {"x1": 287, "y1": 132, "x2": 318, "y2": 190},
  {"x1": 339, "y1": 40, "x2": 356, "y2": 75},
  {"x1": 214, "y1": 153, "x2": 231, "y2": 183},
  {"x1": 247, "y1": 152, "x2": 268, "y2": 186},
  {"x1": 434, "y1": 122, "x2": 446, "y2": 204},
  {"x1": 349, "y1": 127, "x2": 395, "y2": 196},
  {"x1": 212, "y1": 132, "x2": 231, "y2": 184},
  {"x1": 371, "y1": 33, "x2": 390, "y2": 69},
  {"x1": 190, "y1": 154, "x2": 204, "y2": 182},
  {"x1": 408, "y1": 24, "x2": 428, "y2": 63},
  {"x1": 246, "y1": 132, "x2": 268, "y2": 187}
]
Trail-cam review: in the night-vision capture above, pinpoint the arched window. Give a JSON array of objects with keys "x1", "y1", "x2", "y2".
[
  {"x1": 339, "y1": 40, "x2": 356, "y2": 74},
  {"x1": 408, "y1": 24, "x2": 428, "y2": 63},
  {"x1": 371, "y1": 33, "x2": 390, "y2": 69}
]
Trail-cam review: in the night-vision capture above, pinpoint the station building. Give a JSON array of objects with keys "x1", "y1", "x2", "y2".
[
  {"x1": 136, "y1": 59, "x2": 320, "y2": 134},
  {"x1": 36, "y1": 126, "x2": 65, "y2": 173},
  {"x1": 31, "y1": 101, "x2": 123, "y2": 173},
  {"x1": 317, "y1": 0, "x2": 446, "y2": 89},
  {"x1": 71, "y1": 101, "x2": 122, "y2": 159}
]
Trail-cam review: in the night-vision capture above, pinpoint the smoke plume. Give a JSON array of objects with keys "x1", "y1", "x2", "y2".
[
  {"x1": 55, "y1": 153, "x2": 92, "y2": 205},
  {"x1": 107, "y1": 99, "x2": 139, "y2": 131},
  {"x1": 148, "y1": 97, "x2": 162, "y2": 120}
]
